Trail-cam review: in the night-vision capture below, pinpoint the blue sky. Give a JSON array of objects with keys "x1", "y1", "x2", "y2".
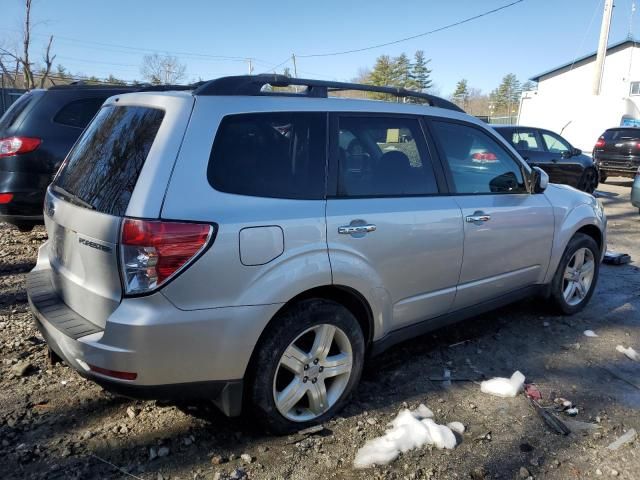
[{"x1": 0, "y1": 0, "x2": 638, "y2": 95}]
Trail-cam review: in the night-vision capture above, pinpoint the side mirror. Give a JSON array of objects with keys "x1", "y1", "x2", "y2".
[{"x1": 532, "y1": 166, "x2": 549, "y2": 193}]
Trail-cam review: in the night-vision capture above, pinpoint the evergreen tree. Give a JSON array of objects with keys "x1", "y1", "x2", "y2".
[
  {"x1": 393, "y1": 53, "x2": 413, "y2": 89},
  {"x1": 453, "y1": 79, "x2": 470, "y2": 108},
  {"x1": 283, "y1": 67, "x2": 292, "y2": 78},
  {"x1": 411, "y1": 50, "x2": 432, "y2": 92},
  {"x1": 369, "y1": 55, "x2": 396, "y2": 87},
  {"x1": 490, "y1": 73, "x2": 521, "y2": 116}
]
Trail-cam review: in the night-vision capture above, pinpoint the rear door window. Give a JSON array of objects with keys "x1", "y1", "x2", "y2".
[
  {"x1": 334, "y1": 115, "x2": 438, "y2": 196},
  {"x1": 52, "y1": 105, "x2": 164, "y2": 216},
  {"x1": 53, "y1": 98, "x2": 106, "y2": 128},
  {"x1": 430, "y1": 120, "x2": 527, "y2": 194},
  {"x1": 208, "y1": 112, "x2": 326, "y2": 199}
]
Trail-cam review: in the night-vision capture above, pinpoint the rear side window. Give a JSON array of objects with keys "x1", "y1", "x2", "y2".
[
  {"x1": 53, "y1": 98, "x2": 106, "y2": 128},
  {"x1": 511, "y1": 130, "x2": 543, "y2": 151},
  {"x1": 52, "y1": 105, "x2": 164, "y2": 216},
  {"x1": 335, "y1": 116, "x2": 438, "y2": 197},
  {"x1": 603, "y1": 128, "x2": 640, "y2": 141},
  {"x1": 208, "y1": 112, "x2": 326, "y2": 199},
  {"x1": 0, "y1": 91, "x2": 43, "y2": 131},
  {"x1": 431, "y1": 120, "x2": 527, "y2": 194}
]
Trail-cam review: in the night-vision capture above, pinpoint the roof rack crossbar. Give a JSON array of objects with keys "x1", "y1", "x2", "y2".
[{"x1": 193, "y1": 75, "x2": 463, "y2": 112}]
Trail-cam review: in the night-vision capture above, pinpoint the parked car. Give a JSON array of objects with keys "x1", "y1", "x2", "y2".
[
  {"x1": 632, "y1": 167, "x2": 640, "y2": 213},
  {"x1": 593, "y1": 127, "x2": 640, "y2": 182},
  {"x1": 27, "y1": 75, "x2": 606, "y2": 434},
  {"x1": 0, "y1": 83, "x2": 143, "y2": 231},
  {"x1": 493, "y1": 125, "x2": 599, "y2": 193}
]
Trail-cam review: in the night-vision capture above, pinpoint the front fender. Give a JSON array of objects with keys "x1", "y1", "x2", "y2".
[{"x1": 543, "y1": 202, "x2": 606, "y2": 284}]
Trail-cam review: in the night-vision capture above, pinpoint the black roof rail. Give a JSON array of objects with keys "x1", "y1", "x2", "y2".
[
  {"x1": 193, "y1": 75, "x2": 464, "y2": 113},
  {"x1": 48, "y1": 82, "x2": 201, "y2": 92}
]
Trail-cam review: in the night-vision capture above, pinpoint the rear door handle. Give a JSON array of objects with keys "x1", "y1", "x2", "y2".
[
  {"x1": 465, "y1": 212, "x2": 491, "y2": 223},
  {"x1": 338, "y1": 224, "x2": 377, "y2": 235}
]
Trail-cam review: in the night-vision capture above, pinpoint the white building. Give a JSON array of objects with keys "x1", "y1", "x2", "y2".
[{"x1": 518, "y1": 38, "x2": 640, "y2": 152}]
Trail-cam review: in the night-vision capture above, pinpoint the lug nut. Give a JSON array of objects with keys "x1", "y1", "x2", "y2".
[
  {"x1": 312, "y1": 378, "x2": 318, "y2": 384},
  {"x1": 304, "y1": 364, "x2": 309, "y2": 370},
  {"x1": 303, "y1": 376, "x2": 308, "y2": 383},
  {"x1": 313, "y1": 359, "x2": 319, "y2": 364},
  {"x1": 319, "y1": 366, "x2": 324, "y2": 372}
]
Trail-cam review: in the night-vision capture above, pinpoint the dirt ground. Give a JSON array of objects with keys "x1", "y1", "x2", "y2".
[{"x1": 0, "y1": 180, "x2": 638, "y2": 480}]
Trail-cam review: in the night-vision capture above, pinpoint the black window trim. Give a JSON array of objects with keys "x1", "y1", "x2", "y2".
[
  {"x1": 326, "y1": 111, "x2": 448, "y2": 199},
  {"x1": 424, "y1": 117, "x2": 534, "y2": 196}
]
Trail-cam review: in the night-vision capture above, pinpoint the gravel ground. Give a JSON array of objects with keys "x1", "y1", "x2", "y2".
[{"x1": 0, "y1": 180, "x2": 638, "y2": 480}]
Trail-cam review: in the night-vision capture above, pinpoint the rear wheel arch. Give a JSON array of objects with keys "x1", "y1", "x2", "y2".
[{"x1": 254, "y1": 285, "x2": 374, "y2": 355}]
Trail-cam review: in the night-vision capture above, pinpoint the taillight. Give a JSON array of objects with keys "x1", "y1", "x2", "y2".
[
  {"x1": 120, "y1": 218, "x2": 213, "y2": 295},
  {"x1": 0, "y1": 136, "x2": 41, "y2": 158},
  {"x1": 594, "y1": 138, "x2": 605, "y2": 149},
  {"x1": 0, "y1": 193, "x2": 13, "y2": 204},
  {"x1": 471, "y1": 151, "x2": 498, "y2": 162}
]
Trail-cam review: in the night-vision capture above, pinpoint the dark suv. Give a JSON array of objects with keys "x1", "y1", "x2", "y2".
[
  {"x1": 0, "y1": 84, "x2": 140, "y2": 230},
  {"x1": 593, "y1": 127, "x2": 640, "y2": 182},
  {"x1": 493, "y1": 125, "x2": 599, "y2": 193}
]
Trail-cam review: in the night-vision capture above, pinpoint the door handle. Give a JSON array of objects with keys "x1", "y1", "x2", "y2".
[
  {"x1": 465, "y1": 212, "x2": 491, "y2": 223},
  {"x1": 338, "y1": 224, "x2": 377, "y2": 235}
]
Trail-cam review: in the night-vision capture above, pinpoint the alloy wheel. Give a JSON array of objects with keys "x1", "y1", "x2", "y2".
[
  {"x1": 562, "y1": 247, "x2": 595, "y2": 306},
  {"x1": 273, "y1": 324, "x2": 353, "y2": 422}
]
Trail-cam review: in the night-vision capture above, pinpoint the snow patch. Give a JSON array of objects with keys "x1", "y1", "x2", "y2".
[
  {"x1": 583, "y1": 330, "x2": 598, "y2": 337},
  {"x1": 616, "y1": 345, "x2": 639, "y2": 362},
  {"x1": 480, "y1": 371, "x2": 525, "y2": 398},
  {"x1": 353, "y1": 404, "x2": 461, "y2": 469}
]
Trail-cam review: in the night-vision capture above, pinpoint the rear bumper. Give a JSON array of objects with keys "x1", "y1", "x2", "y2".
[
  {"x1": 27, "y1": 257, "x2": 282, "y2": 416},
  {"x1": 594, "y1": 156, "x2": 640, "y2": 178},
  {"x1": 0, "y1": 170, "x2": 50, "y2": 224}
]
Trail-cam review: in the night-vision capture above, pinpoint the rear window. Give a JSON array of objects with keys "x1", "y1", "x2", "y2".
[
  {"x1": 53, "y1": 98, "x2": 106, "y2": 128},
  {"x1": 0, "y1": 90, "x2": 44, "y2": 131},
  {"x1": 208, "y1": 112, "x2": 326, "y2": 199},
  {"x1": 603, "y1": 128, "x2": 640, "y2": 141},
  {"x1": 52, "y1": 105, "x2": 164, "y2": 216}
]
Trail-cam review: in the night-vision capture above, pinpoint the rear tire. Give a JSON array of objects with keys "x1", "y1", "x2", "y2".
[
  {"x1": 599, "y1": 171, "x2": 607, "y2": 183},
  {"x1": 550, "y1": 233, "x2": 600, "y2": 315},
  {"x1": 578, "y1": 168, "x2": 598, "y2": 194},
  {"x1": 248, "y1": 299, "x2": 365, "y2": 434}
]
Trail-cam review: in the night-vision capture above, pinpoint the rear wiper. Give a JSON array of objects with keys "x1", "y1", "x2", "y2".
[{"x1": 50, "y1": 184, "x2": 95, "y2": 210}]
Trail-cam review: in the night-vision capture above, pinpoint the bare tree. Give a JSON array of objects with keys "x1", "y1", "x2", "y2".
[
  {"x1": 0, "y1": 0, "x2": 56, "y2": 89},
  {"x1": 140, "y1": 54, "x2": 186, "y2": 85}
]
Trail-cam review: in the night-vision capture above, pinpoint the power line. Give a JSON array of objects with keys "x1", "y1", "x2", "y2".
[{"x1": 296, "y1": 0, "x2": 526, "y2": 58}]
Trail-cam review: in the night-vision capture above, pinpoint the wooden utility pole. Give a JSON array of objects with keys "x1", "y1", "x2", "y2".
[
  {"x1": 247, "y1": 58, "x2": 253, "y2": 75},
  {"x1": 593, "y1": 0, "x2": 614, "y2": 95},
  {"x1": 291, "y1": 54, "x2": 298, "y2": 77}
]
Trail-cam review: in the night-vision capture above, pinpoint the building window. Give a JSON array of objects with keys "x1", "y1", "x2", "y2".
[{"x1": 630, "y1": 81, "x2": 640, "y2": 95}]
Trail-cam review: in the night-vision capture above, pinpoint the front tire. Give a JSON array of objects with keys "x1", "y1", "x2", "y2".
[
  {"x1": 550, "y1": 233, "x2": 600, "y2": 315},
  {"x1": 249, "y1": 299, "x2": 365, "y2": 434}
]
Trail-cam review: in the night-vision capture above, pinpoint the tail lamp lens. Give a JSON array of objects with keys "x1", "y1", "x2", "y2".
[
  {"x1": 594, "y1": 138, "x2": 605, "y2": 149},
  {"x1": 0, "y1": 136, "x2": 41, "y2": 157},
  {"x1": 0, "y1": 193, "x2": 13, "y2": 204},
  {"x1": 120, "y1": 218, "x2": 213, "y2": 295}
]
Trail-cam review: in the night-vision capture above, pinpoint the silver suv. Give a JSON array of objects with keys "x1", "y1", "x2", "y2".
[{"x1": 27, "y1": 75, "x2": 606, "y2": 433}]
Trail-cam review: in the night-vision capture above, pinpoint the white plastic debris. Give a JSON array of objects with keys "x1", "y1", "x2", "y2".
[
  {"x1": 607, "y1": 428, "x2": 637, "y2": 450},
  {"x1": 480, "y1": 371, "x2": 525, "y2": 398},
  {"x1": 616, "y1": 345, "x2": 639, "y2": 362},
  {"x1": 353, "y1": 405, "x2": 460, "y2": 468},
  {"x1": 447, "y1": 421, "x2": 465, "y2": 435},
  {"x1": 583, "y1": 330, "x2": 598, "y2": 337},
  {"x1": 565, "y1": 407, "x2": 579, "y2": 416}
]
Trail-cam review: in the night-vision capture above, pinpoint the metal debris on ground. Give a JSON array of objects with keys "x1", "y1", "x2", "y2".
[{"x1": 603, "y1": 251, "x2": 631, "y2": 265}]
